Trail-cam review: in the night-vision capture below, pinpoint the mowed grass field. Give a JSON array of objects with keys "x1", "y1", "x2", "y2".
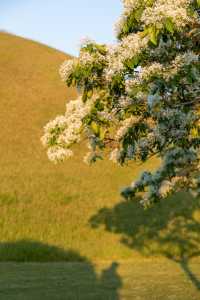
[{"x1": 0, "y1": 32, "x2": 200, "y2": 299}]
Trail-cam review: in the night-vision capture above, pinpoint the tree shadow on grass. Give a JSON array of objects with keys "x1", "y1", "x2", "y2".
[
  {"x1": 0, "y1": 239, "x2": 121, "y2": 300},
  {"x1": 90, "y1": 191, "x2": 200, "y2": 291},
  {"x1": 0, "y1": 239, "x2": 85, "y2": 262}
]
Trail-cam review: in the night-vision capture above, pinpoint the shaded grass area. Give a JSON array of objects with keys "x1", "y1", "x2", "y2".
[
  {"x1": 90, "y1": 192, "x2": 200, "y2": 260},
  {"x1": 0, "y1": 240, "x2": 122, "y2": 299},
  {"x1": 0, "y1": 259, "x2": 200, "y2": 299},
  {"x1": 0, "y1": 240, "x2": 199, "y2": 299},
  {"x1": 90, "y1": 191, "x2": 200, "y2": 295},
  {"x1": 0, "y1": 240, "x2": 85, "y2": 262}
]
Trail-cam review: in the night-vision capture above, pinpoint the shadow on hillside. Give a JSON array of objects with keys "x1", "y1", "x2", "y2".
[
  {"x1": 90, "y1": 191, "x2": 200, "y2": 291},
  {"x1": 0, "y1": 239, "x2": 121, "y2": 299},
  {"x1": 0, "y1": 239, "x2": 85, "y2": 262}
]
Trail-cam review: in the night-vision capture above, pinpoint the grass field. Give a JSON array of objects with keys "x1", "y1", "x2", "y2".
[
  {"x1": 0, "y1": 32, "x2": 200, "y2": 299},
  {"x1": 0, "y1": 260, "x2": 200, "y2": 299}
]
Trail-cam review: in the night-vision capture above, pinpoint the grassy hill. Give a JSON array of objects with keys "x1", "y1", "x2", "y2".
[
  {"x1": 0, "y1": 31, "x2": 159, "y2": 261},
  {"x1": 0, "y1": 32, "x2": 200, "y2": 299}
]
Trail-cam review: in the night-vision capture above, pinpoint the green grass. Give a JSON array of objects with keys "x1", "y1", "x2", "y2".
[
  {"x1": 0, "y1": 32, "x2": 200, "y2": 299},
  {"x1": 0, "y1": 259, "x2": 200, "y2": 299},
  {"x1": 0, "y1": 31, "x2": 161, "y2": 261}
]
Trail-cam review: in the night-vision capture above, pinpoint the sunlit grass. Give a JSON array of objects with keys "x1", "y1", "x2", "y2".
[{"x1": 0, "y1": 32, "x2": 162, "y2": 261}]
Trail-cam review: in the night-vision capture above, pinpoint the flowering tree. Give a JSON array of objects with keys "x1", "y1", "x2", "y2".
[{"x1": 42, "y1": 0, "x2": 200, "y2": 207}]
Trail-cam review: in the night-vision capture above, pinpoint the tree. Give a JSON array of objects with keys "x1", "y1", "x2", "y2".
[{"x1": 41, "y1": 0, "x2": 200, "y2": 207}]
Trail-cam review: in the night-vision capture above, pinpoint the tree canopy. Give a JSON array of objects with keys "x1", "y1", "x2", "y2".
[{"x1": 42, "y1": 0, "x2": 200, "y2": 207}]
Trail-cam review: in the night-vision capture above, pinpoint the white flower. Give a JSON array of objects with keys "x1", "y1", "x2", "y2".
[
  {"x1": 79, "y1": 50, "x2": 105, "y2": 67},
  {"x1": 158, "y1": 180, "x2": 173, "y2": 198},
  {"x1": 97, "y1": 111, "x2": 112, "y2": 121},
  {"x1": 42, "y1": 97, "x2": 93, "y2": 162},
  {"x1": 141, "y1": 0, "x2": 193, "y2": 30},
  {"x1": 140, "y1": 63, "x2": 164, "y2": 80},
  {"x1": 105, "y1": 32, "x2": 149, "y2": 81},
  {"x1": 125, "y1": 51, "x2": 199, "y2": 91},
  {"x1": 59, "y1": 59, "x2": 76, "y2": 82},
  {"x1": 165, "y1": 51, "x2": 199, "y2": 79},
  {"x1": 115, "y1": 0, "x2": 150, "y2": 36},
  {"x1": 125, "y1": 78, "x2": 140, "y2": 93},
  {"x1": 119, "y1": 96, "x2": 134, "y2": 108},
  {"x1": 109, "y1": 148, "x2": 121, "y2": 163},
  {"x1": 116, "y1": 116, "x2": 140, "y2": 141},
  {"x1": 83, "y1": 152, "x2": 94, "y2": 164},
  {"x1": 47, "y1": 147, "x2": 73, "y2": 163}
]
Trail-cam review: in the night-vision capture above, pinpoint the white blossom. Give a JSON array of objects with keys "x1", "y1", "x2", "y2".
[
  {"x1": 161, "y1": 51, "x2": 199, "y2": 80},
  {"x1": 109, "y1": 148, "x2": 122, "y2": 163},
  {"x1": 47, "y1": 147, "x2": 73, "y2": 163},
  {"x1": 116, "y1": 116, "x2": 140, "y2": 141},
  {"x1": 119, "y1": 96, "x2": 134, "y2": 108},
  {"x1": 41, "y1": 97, "x2": 92, "y2": 162},
  {"x1": 83, "y1": 152, "x2": 96, "y2": 164},
  {"x1": 158, "y1": 180, "x2": 173, "y2": 198},
  {"x1": 79, "y1": 49, "x2": 105, "y2": 67},
  {"x1": 141, "y1": 0, "x2": 193, "y2": 30},
  {"x1": 126, "y1": 51, "x2": 199, "y2": 93},
  {"x1": 105, "y1": 33, "x2": 149, "y2": 81},
  {"x1": 59, "y1": 59, "x2": 77, "y2": 82},
  {"x1": 42, "y1": 0, "x2": 200, "y2": 205},
  {"x1": 115, "y1": 0, "x2": 151, "y2": 36}
]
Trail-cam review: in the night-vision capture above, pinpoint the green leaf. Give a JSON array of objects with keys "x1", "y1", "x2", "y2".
[
  {"x1": 141, "y1": 28, "x2": 149, "y2": 38},
  {"x1": 99, "y1": 128, "x2": 106, "y2": 140},
  {"x1": 190, "y1": 66, "x2": 199, "y2": 81},
  {"x1": 134, "y1": 7, "x2": 143, "y2": 21},
  {"x1": 82, "y1": 91, "x2": 88, "y2": 102},
  {"x1": 165, "y1": 18, "x2": 174, "y2": 34},
  {"x1": 87, "y1": 90, "x2": 93, "y2": 99},
  {"x1": 149, "y1": 26, "x2": 159, "y2": 45},
  {"x1": 91, "y1": 122, "x2": 100, "y2": 136}
]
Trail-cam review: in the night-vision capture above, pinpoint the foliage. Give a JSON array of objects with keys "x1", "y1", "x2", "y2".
[{"x1": 42, "y1": 0, "x2": 200, "y2": 207}]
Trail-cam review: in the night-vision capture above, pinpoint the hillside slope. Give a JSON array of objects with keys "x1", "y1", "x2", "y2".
[
  {"x1": 0, "y1": 32, "x2": 137, "y2": 260},
  {"x1": 0, "y1": 32, "x2": 199, "y2": 265}
]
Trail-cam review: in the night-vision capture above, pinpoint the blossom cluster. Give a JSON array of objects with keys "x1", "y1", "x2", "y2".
[
  {"x1": 59, "y1": 46, "x2": 105, "y2": 83},
  {"x1": 79, "y1": 49, "x2": 105, "y2": 67},
  {"x1": 109, "y1": 148, "x2": 122, "y2": 163},
  {"x1": 105, "y1": 33, "x2": 149, "y2": 81},
  {"x1": 41, "y1": 97, "x2": 92, "y2": 163},
  {"x1": 126, "y1": 51, "x2": 199, "y2": 93},
  {"x1": 123, "y1": 147, "x2": 198, "y2": 206},
  {"x1": 167, "y1": 51, "x2": 199, "y2": 76},
  {"x1": 59, "y1": 59, "x2": 77, "y2": 82},
  {"x1": 42, "y1": 0, "x2": 200, "y2": 206},
  {"x1": 115, "y1": 0, "x2": 196, "y2": 39},
  {"x1": 47, "y1": 147, "x2": 73, "y2": 162},
  {"x1": 115, "y1": 0, "x2": 151, "y2": 36},
  {"x1": 141, "y1": 0, "x2": 193, "y2": 30},
  {"x1": 106, "y1": 0, "x2": 198, "y2": 83},
  {"x1": 118, "y1": 96, "x2": 134, "y2": 108},
  {"x1": 125, "y1": 62, "x2": 163, "y2": 92},
  {"x1": 116, "y1": 116, "x2": 140, "y2": 141}
]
